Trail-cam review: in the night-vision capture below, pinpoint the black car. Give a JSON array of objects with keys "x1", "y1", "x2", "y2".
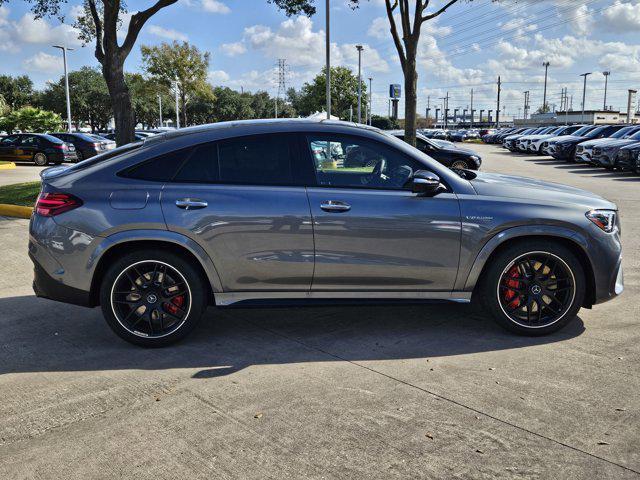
[
  {"x1": 0, "y1": 133, "x2": 77, "y2": 165},
  {"x1": 389, "y1": 130, "x2": 481, "y2": 170},
  {"x1": 101, "y1": 132, "x2": 149, "y2": 142},
  {"x1": 550, "y1": 125, "x2": 627, "y2": 161},
  {"x1": 51, "y1": 132, "x2": 112, "y2": 161}
]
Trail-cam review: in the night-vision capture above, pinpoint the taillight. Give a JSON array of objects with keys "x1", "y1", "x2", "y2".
[
  {"x1": 53, "y1": 144, "x2": 65, "y2": 150},
  {"x1": 35, "y1": 192, "x2": 83, "y2": 217}
]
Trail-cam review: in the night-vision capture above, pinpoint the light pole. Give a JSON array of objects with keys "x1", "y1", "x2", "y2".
[
  {"x1": 368, "y1": 77, "x2": 372, "y2": 125},
  {"x1": 603, "y1": 71, "x2": 611, "y2": 110},
  {"x1": 174, "y1": 79, "x2": 180, "y2": 128},
  {"x1": 52, "y1": 45, "x2": 73, "y2": 132},
  {"x1": 542, "y1": 61, "x2": 550, "y2": 112},
  {"x1": 325, "y1": 0, "x2": 331, "y2": 119},
  {"x1": 580, "y1": 72, "x2": 592, "y2": 122},
  {"x1": 356, "y1": 45, "x2": 364, "y2": 124}
]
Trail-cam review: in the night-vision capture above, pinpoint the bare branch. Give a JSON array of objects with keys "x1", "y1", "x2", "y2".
[
  {"x1": 120, "y1": 0, "x2": 177, "y2": 58},
  {"x1": 87, "y1": 0, "x2": 104, "y2": 63},
  {"x1": 422, "y1": 0, "x2": 460, "y2": 21},
  {"x1": 385, "y1": 0, "x2": 406, "y2": 72}
]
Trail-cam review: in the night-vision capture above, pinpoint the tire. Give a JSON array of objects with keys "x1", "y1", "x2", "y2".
[
  {"x1": 33, "y1": 152, "x2": 48, "y2": 166},
  {"x1": 450, "y1": 160, "x2": 469, "y2": 170},
  {"x1": 478, "y1": 239, "x2": 585, "y2": 336},
  {"x1": 99, "y1": 250, "x2": 208, "y2": 347},
  {"x1": 76, "y1": 151, "x2": 83, "y2": 163}
]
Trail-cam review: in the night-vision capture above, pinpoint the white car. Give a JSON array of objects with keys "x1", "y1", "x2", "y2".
[
  {"x1": 515, "y1": 126, "x2": 558, "y2": 153},
  {"x1": 528, "y1": 125, "x2": 584, "y2": 154}
]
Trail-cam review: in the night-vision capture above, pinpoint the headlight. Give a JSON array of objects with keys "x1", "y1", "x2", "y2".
[
  {"x1": 470, "y1": 155, "x2": 480, "y2": 163},
  {"x1": 586, "y1": 209, "x2": 617, "y2": 233}
]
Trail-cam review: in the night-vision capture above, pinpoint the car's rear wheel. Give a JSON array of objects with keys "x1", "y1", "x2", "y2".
[
  {"x1": 33, "y1": 152, "x2": 48, "y2": 166},
  {"x1": 99, "y1": 250, "x2": 207, "y2": 347},
  {"x1": 479, "y1": 240, "x2": 585, "y2": 336},
  {"x1": 450, "y1": 159, "x2": 469, "y2": 170}
]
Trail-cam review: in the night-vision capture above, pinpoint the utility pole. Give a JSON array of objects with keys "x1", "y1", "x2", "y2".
[
  {"x1": 523, "y1": 91, "x2": 530, "y2": 120},
  {"x1": 52, "y1": 45, "x2": 74, "y2": 132},
  {"x1": 356, "y1": 45, "x2": 364, "y2": 123},
  {"x1": 275, "y1": 58, "x2": 287, "y2": 118},
  {"x1": 470, "y1": 88, "x2": 474, "y2": 128},
  {"x1": 496, "y1": 76, "x2": 501, "y2": 128},
  {"x1": 325, "y1": 0, "x2": 331, "y2": 119},
  {"x1": 158, "y1": 94, "x2": 162, "y2": 127},
  {"x1": 440, "y1": 92, "x2": 450, "y2": 129},
  {"x1": 627, "y1": 90, "x2": 637, "y2": 124},
  {"x1": 580, "y1": 72, "x2": 591, "y2": 122},
  {"x1": 542, "y1": 61, "x2": 550, "y2": 112},
  {"x1": 368, "y1": 77, "x2": 373, "y2": 124},
  {"x1": 174, "y1": 79, "x2": 180, "y2": 129},
  {"x1": 603, "y1": 71, "x2": 611, "y2": 111}
]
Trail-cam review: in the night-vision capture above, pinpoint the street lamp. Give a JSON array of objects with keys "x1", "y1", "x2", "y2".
[
  {"x1": 368, "y1": 77, "x2": 372, "y2": 125},
  {"x1": 603, "y1": 71, "x2": 611, "y2": 110},
  {"x1": 52, "y1": 45, "x2": 74, "y2": 132},
  {"x1": 580, "y1": 72, "x2": 592, "y2": 122},
  {"x1": 356, "y1": 45, "x2": 364, "y2": 124},
  {"x1": 325, "y1": 0, "x2": 331, "y2": 119},
  {"x1": 542, "y1": 61, "x2": 550, "y2": 112}
]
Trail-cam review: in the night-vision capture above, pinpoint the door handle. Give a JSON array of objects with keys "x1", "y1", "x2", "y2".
[
  {"x1": 175, "y1": 198, "x2": 208, "y2": 210},
  {"x1": 320, "y1": 200, "x2": 351, "y2": 212}
]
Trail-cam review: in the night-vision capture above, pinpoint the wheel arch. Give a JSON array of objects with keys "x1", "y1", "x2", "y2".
[
  {"x1": 88, "y1": 231, "x2": 223, "y2": 307},
  {"x1": 464, "y1": 227, "x2": 596, "y2": 308}
]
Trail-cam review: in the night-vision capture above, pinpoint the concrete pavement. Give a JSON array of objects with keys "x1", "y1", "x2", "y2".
[
  {"x1": 0, "y1": 163, "x2": 47, "y2": 186},
  {"x1": 1, "y1": 144, "x2": 639, "y2": 479}
]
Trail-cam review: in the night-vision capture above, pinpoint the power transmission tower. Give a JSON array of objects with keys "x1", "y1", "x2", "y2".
[{"x1": 275, "y1": 58, "x2": 287, "y2": 118}]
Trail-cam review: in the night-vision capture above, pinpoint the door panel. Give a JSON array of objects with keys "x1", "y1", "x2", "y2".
[
  {"x1": 307, "y1": 188, "x2": 461, "y2": 291},
  {"x1": 162, "y1": 184, "x2": 314, "y2": 291}
]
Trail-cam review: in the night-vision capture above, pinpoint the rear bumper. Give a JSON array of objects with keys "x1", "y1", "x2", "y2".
[{"x1": 31, "y1": 255, "x2": 92, "y2": 307}]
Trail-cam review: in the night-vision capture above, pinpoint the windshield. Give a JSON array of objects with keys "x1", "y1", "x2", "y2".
[
  {"x1": 609, "y1": 127, "x2": 634, "y2": 138},
  {"x1": 629, "y1": 130, "x2": 640, "y2": 140},
  {"x1": 65, "y1": 142, "x2": 143, "y2": 172},
  {"x1": 572, "y1": 126, "x2": 593, "y2": 136},
  {"x1": 40, "y1": 134, "x2": 63, "y2": 143},
  {"x1": 585, "y1": 126, "x2": 608, "y2": 138}
]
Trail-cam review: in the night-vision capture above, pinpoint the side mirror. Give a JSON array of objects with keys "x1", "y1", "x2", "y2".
[{"x1": 411, "y1": 170, "x2": 442, "y2": 196}]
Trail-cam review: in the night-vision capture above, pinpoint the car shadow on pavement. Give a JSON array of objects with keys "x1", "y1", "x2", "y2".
[{"x1": 0, "y1": 295, "x2": 585, "y2": 379}]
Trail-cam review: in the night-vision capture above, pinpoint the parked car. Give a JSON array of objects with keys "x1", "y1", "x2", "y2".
[
  {"x1": 591, "y1": 128, "x2": 640, "y2": 169},
  {"x1": 494, "y1": 128, "x2": 528, "y2": 145},
  {"x1": 102, "y1": 132, "x2": 149, "y2": 142},
  {"x1": 542, "y1": 125, "x2": 597, "y2": 156},
  {"x1": 613, "y1": 142, "x2": 640, "y2": 172},
  {"x1": 574, "y1": 126, "x2": 640, "y2": 164},
  {"x1": 0, "y1": 133, "x2": 77, "y2": 165},
  {"x1": 514, "y1": 127, "x2": 557, "y2": 152},
  {"x1": 527, "y1": 125, "x2": 584, "y2": 154},
  {"x1": 548, "y1": 125, "x2": 623, "y2": 161},
  {"x1": 388, "y1": 130, "x2": 481, "y2": 170},
  {"x1": 503, "y1": 128, "x2": 541, "y2": 151},
  {"x1": 29, "y1": 119, "x2": 623, "y2": 346},
  {"x1": 51, "y1": 132, "x2": 114, "y2": 161}
]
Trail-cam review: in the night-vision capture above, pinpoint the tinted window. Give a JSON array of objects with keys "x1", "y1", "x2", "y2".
[
  {"x1": 307, "y1": 134, "x2": 423, "y2": 190},
  {"x1": 217, "y1": 135, "x2": 293, "y2": 185},
  {"x1": 174, "y1": 143, "x2": 218, "y2": 183},
  {"x1": 1, "y1": 135, "x2": 19, "y2": 144},
  {"x1": 124, "y1": 147, "x2": 191, "y2": 182},
  {"x1": 20, "y1": 135, "x2": 40, "y2": 146},
  {"x1": 39, "y1": 134, "x2": 63, "y2": 144}
]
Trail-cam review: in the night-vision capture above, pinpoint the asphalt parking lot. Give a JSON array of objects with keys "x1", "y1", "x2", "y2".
[
  {"x1": 0, "y1": 163, "x2": 47, "y2": 187},
  {"x1": 1, "y1": 143, "x2": 639, "y2": 479}
]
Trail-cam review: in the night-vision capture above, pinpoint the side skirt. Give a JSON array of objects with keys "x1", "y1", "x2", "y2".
[{"x1": 214, "y1": 291, "x2": 472, "y2": 307}]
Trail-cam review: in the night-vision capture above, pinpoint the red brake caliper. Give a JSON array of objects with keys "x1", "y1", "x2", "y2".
[
  {"x1": 165, "y1": 295, "x2": 184, "y2": 315},
  {"x1": 503, "y1": 266, "x2": 521, "y2": 308}
]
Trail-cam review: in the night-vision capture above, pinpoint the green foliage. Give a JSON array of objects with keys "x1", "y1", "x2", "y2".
[
  {"x1": 141, "y1": 41, "x2": 211, "y2": 126},
  {"x1": 38, "y1": 67, "x2": 112, "y2": 132},
  {"x1": 287, "y1": 67, "x2": 367, "y2": 120},
  {"x1": 0, "y1": 75, "x2": 35, "y2": 110},
  {"x1": 0, "y1": 181, "x2": 41, "y2": 207},
  {"x1": 0, "y1": 106, "x2": 63, "y2": 133},
  {"x1": 371, "y1": 115, "x2": 399, "y2": 130},
  {"x1": 0, "y1": 94, "x2": 9, "y2": 116},
  {"x1": 126, "y1": 73, "x2": 174, "y2": 128}
]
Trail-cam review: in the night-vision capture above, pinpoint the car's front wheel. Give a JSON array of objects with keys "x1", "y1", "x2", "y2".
[
  {"x1": 450, "y1": 159, "x2": 469, "y2": 170},
  {"x1": 479, "y1": 240, "x2": 585, "y2": 336},
  {"x1": 99, "y1": 250, "x2": 207, "y2": 347}
]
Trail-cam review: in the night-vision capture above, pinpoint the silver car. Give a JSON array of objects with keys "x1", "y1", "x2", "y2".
[{"x1": 29, "y1": 120, "x2": 624, "y2": 347}]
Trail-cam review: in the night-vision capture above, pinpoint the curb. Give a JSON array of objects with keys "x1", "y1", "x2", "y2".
[
  {"x1": 0, "y1": 162, "x2": 16, "y2": 170},
  {"x1": 0, "y1": 203, "x2": 33, "y2": 219}
]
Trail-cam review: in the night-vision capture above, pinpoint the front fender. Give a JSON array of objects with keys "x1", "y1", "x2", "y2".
[
  {"x1": 459, "y1": 224, "x2": 591, "y2": 292},
  {"x1": 88, "y1": 229, "x2": 224, "y2": 294}
]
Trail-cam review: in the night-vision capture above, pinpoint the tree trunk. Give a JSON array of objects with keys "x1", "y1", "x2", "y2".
[
  {"x1": 103, "y1": 60, "x2": 135, "y2": 146},
  {"x1": 181, "y1": 91, "x2": 187, "y2": 127},
  {"x1": 403, "y1": 52, "x2": 418, "y2": 147}
]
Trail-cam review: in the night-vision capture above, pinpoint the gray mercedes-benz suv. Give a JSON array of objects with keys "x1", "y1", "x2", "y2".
[{"x1": 29, "y1": 120, "x2": 623, "y2": 347}]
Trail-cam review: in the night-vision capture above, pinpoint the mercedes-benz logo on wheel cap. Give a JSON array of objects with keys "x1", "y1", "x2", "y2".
[
  {"x1": 147, "y1": 294, "x2": 158, "y2": 304},
  {"x1": 531, "y1": 285, "x2": 542, "y2": 295}
]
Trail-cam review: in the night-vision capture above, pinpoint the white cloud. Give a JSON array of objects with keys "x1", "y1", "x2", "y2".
[
  {"x1": 148, "y1": 25, "x2": 188, "y2": 42},
  {"x1": 201, "y1": 0, "x2": 231, "y2": 14},
  {"x1": 220, "y1": 41, "x2": 246, "y2": 56},
  {"x1": 569, "y1": 4, "x2": 595, "y2": 37},
  {"x1": 601, "y1": 0, "x2": 640, "y2": 33},
  {"x1": 0, "y1": 6, "x2": 16, "y2": 52},
  {"x1": 22, "y1": 52, "x2": 62, "y2": 73},
  {"x1": 14, "y1": 13, "x2": 81, "y2": 47},
  {"x1": 208, "y1": 70, "x2": 230, "y2": 84}
]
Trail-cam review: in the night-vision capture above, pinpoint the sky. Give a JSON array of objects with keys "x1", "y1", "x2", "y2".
[{"x1": 1, "y1": 0, "x2": 639, "y2": 119}]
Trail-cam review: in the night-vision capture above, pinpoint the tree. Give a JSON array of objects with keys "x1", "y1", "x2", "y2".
[
  {"x1": 0, "y1": 106, "x2": 63, "y2": 133},
  {"x1": 0, "y1": 94, "x2": 8, "y2": 116},
  {"x1": 39, "y1": 67, "x2": 112, "y2": 132},
  {"x1": 141, "y1": 41, "x2": 211, "y2": 127},
  {"x1": 370, "y1": 114, "x2": 399, "y2": 130},
  {"x1": 288, "y1": 66, "x2": 366, "y2": 120},
  {"x1": 4, "y1": 0, "x2": 318, "y2": 146},
  {"x1": 0, "y1": 75, "x2": 34, "y2": 110},
  {"x1": 126, "y1": 73, "x2": 173, "y2": 128}
]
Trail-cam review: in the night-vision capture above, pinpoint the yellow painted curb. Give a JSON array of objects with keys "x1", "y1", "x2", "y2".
[
  {"x1": 0, "y1": 203, "x2": 33, "y2": 219},
  {"x1": 0, "y1": 162, "x2": 16, "y2": 170}
]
